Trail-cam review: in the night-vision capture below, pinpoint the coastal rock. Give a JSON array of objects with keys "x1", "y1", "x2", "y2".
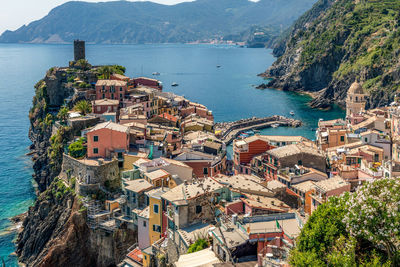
[{"x1": 262, "y1": 0, "x2": 400, "y2": 109}]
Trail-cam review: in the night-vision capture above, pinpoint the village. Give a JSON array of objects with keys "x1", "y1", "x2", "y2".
[{"x1": 49, "y1": 41, "x2": 400, "y2": 267}]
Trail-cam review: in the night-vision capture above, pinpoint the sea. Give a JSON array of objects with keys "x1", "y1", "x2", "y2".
[{"x1": 0, "y1": 43, "x2": 344, "y2": 265}]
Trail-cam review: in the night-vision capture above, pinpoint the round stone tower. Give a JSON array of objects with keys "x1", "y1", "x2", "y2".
[{"x1": 74, "y1": 40, "x2": 85, "y2": 61}]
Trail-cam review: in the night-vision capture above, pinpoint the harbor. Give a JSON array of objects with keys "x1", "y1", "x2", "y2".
[{"x1": 215, "y1": 115, "x2": 302, "y2": 144}]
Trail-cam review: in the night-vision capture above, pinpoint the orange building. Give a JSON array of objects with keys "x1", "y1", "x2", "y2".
[
  {"x1": 233, "y1": 136, "x2": 273, "y2": 175},
  {"x1": 87, "y1": 121, "x2": 130, "y2": 158}
]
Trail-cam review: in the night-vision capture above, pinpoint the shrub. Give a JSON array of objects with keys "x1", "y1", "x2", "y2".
[
  {"x1": 187, "y1": 238, "x2": 209, "y2": 253},
  {"x1": 68, "y1": 138, "x2": 86, "y2": 159}
]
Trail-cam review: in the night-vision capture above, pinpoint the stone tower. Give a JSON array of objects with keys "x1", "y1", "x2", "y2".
[
  {"x1": 346, "y1": 81, "x2": 367, "y2": 118},
  {"x1": 74, "y1": 40, "x2": 85, "y2": 61}
]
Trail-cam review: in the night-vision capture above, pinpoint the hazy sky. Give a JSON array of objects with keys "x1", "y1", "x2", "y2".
[{"x1": 0, "y1": 0, "x2": 193, "y2": 34}]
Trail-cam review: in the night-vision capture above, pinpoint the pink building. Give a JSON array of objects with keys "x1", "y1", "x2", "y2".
[
  {"x1": 95, "y1": 80, "x2": 127, "y2": 101},
  {"x1": 87, "y1": 121, "x2": 130, "y2": 158}
]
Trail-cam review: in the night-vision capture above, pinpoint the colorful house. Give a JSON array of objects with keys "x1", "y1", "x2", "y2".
[
  {"x1": 86, "y1": 121, "x2": 129, "y2": 158},
  {"x1": 95, "y1": 80, "x2": 127, "y2": 100},
  {"x1": 92, "y1": 98, "x2": 119, "y2": 114}
]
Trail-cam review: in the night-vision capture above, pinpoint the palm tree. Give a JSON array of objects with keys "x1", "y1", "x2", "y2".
[
  {"x1": 57, "y1": 106, "x2": 69, "y2": 124},
  {"x1": 73, "y1": 100, "x2": 92, "y2": 115},
  {"x1": 98, "y1": 66, "x2": 113, "y2": 79},
  {"x1": 75, "y1": 59, "x2": 92, "y2": 71}
]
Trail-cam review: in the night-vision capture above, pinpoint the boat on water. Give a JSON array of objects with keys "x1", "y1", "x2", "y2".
[
  {"x1": 216, "y1": 65, "x2": 221, "y2": 68},
  {"x1": 244, "y1": 130, "x2": 255, "y2": 135},
  {"x1": 271, "y1": 123, "x2": 279, "y2": 128},
  {"x1": 290, "y1": 111, "x2": 295, "y2": 116},
  {"x1": 152, "y1": 72, "x2": 160, "y2": 76},
  {"x1": 171, "y1": 82, "x2": 179, "y2": 87}
]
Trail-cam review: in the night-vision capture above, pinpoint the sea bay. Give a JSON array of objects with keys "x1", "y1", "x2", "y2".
[{"x1": 0, "y1": 43, "x2": 344, "y2": 265}]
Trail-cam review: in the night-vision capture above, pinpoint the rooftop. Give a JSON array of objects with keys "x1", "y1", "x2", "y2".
[
  {"x1": 144, "y1": 169, "x2": 170, "y2": 181},
  {"x1": 175, "y1": 248, "x2": 220, "y2": 267},
  {"x1": 267, "y1": 143, "x2": 322, "y2": 159},
  {"x1": 213, "y1": 175, "x2": 273, "y2": 196},
  {"x1": 88, "y1": 121, "x2": 129, "y2": 134},
  {"x1": 96, "y1": 79, "x2": 127, "y2": 87},
  {"x1": 145, "y1": 187, "x2": 170, "y2": 199},
  {"x1": 291, "y1": 181, "x2": 315, "y2": 194},
  {"x1": 162, "y1": 178, "x2": 223, "y2": 203},
  {"x1": 242, "y1": 195, "x2": 290, "y2": 212},
  {"x1": 93, "y1": 98, "x2": 119, "y2": 105},
  {"x1": 314, "y1": 176, "x2": 349, "y2": 192},
  {"x1": 124, "y1": 179, "x2": 153, "y2": 193}
]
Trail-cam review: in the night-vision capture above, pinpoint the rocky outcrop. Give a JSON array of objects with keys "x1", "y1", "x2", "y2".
[
  {"x1": 262, "y1": 0, "x2": 400, "y2": 109},
  {"x1": 17, "y1": 180, "x2": 136, "y2": 267}
]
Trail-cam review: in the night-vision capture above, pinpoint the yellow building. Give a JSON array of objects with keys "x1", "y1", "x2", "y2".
[{"x1": 146, "y1": 187, "x2": 169, "y2": 245}]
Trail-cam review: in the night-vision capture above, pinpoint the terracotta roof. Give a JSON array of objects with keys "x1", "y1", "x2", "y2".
[
  {"x1": 268, "y1": 143, "x2": 322, "y2": 159},
  {"x1": 127, "y1": 247, "x2": 143, "y2": 264},
  {"x1": 242, "y1": 195, "x2": 289, "y2": 212},
  {"x1": 158, "y1": 113, "x2": 178, "y2": 122},
  {"x1": 292, "y1": 181, "x2": 315, "y2": 193},
  {"x1": 88, "y1": 121, "x2": 129, "y2": 134},
  {"x1": 314, "y1": 176, "x2": 349, "y2": 192},
  {"x1": 96, "y1": 79, "x2": 127, "y2": 87}
]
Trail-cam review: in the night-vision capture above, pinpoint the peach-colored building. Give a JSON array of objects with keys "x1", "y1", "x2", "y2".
[
  {"x1": 92, "y1": 99, "x2": 119, "y2": 114},
  {"x1": 87, "y1": 121, "x2": 130, "y2": 158},
  {"x1": 95, "y1": 80, "x2": 127, "y2": 101}
]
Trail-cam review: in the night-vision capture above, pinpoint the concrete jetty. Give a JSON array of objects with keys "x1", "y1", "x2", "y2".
[{"x1": 215, "y1": 115, "x2": 301, "y2": 144}]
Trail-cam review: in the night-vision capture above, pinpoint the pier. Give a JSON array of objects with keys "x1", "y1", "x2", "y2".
[{"x1": 215, "y1": 115, "x2": 302, "y2": 144}]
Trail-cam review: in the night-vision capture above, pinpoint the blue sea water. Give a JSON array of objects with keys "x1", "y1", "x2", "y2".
[{"x1": 0, "y1": 43, "x2": 344, "y2": 265}]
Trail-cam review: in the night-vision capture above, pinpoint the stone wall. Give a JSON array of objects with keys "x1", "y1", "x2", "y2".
[
  {"x1": 61, "y1": 154, "x2": 120, "y2": 186},
  {"x1": 67, "y1": 115, "x2": 100, "y2": 136},
  {"x1": 280, "y1": 153, "x2": 327, "y2": 173}
]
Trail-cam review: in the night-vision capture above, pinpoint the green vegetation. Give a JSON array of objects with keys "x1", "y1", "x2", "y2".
[
  {"x1": 68, "y1": 137, "x2": 86, "y2": 159},
  {"x1": 73, "y1": 59, "x2": 92, "y2": 71},
  {"x1": 283, "y1": 0, "x2": 400, "y2": 104},
  {"x1": 48, "y1": 126, "x2": 73, "y2": 174},
  {"x1": 187, "y1": 238, "x2": 209, "y2": 253},
  {"x1": 57, "y1": 106, "x2": 69, "y2": 124},
  {"x1": 97, "y1": 65, "x2": 126, "y2": 79},
  {"x1": 73, "y1": 100, "x2": 91, "y2": 115},
  {"x1": 290, "y1": 178, "x2": 400, "y2": 266}
]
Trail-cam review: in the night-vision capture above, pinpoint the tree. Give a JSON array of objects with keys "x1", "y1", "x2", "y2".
[
  {"x1": 57, "y1": 106, "x2": 69, "y2": 124},
  {"x1": 73, "y1": 100, "x2": 91, "y2": 115},
  {"x1": 98, "y1": 66, "x2": 113, "y2": 79},
  {"x1": 75, "y1": 59, "x2": 91, "y2": 71},
  {"x1": 68, "y1": 138, "x2": 86, "y2": 159},
  {"x1": 343, "y1": 178, "x2": 400, "y2": 264}
]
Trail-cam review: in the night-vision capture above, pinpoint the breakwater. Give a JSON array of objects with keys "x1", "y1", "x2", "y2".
[{"x1": 215, "y1": 115, "x2": 302, "y2": 144}]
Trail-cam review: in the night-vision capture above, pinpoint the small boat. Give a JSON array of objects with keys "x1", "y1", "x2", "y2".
[
  {"x1": 152, "y1": 72, "x2": 160, "y2": 76},
  {"x1": 244, "y1": 130, "x2": 255, "y2": 135},
  {"x1": 290, "y1": 111, "x2": 295, "y2": 116},
  {"x1": 271, "y1": 123, "x2": 279, "y2": 128},
  {"x1": 216, "y1": 65, "x2": 221, "y2": 68},
  {"x1": 171, "y1": 82, "x2": 179, "y2": 87}
]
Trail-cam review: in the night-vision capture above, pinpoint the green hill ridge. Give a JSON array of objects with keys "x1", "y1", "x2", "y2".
[
  {"x1": 0, "y1": 0, "x2": 315, "y2": 44},
  {"x1": 264, "y1": 0, "x2": 400, "y2": 109}
]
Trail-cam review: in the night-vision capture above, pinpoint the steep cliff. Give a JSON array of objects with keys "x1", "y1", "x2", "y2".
[
  {"x1": 263, "y1": 0, "x2": 400, "y2": 109},
  {"x1": 22, "y1": 65, "x2": 137, "y2": 266},
  {"x1": 17, "y1": 179, "x2": 136, "y2": 267}
]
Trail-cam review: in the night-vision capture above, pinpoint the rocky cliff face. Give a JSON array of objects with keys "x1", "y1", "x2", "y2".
[
  {"x1": 263, "y1": 0, "x2": 400, "y2": 109},
  {"x1": 17, "y1": 179, "x2": 136, "y2": 267},
  {"x1": 21, "y1": 65, "x2": 137, "y2": 266}
]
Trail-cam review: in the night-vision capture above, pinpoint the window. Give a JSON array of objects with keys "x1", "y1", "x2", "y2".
[
  {"x1": 102, "y1": 93, "x2": 105, "y2": 99},
  {"x1": 153, "y1": 204, "x2": 159, "y2": 214},
  {"x1": 153, "y1": 224, "x2": 161, "y2": 232},
  {"x1": 203, "y1": 168, "x2": 208, "y2": 175},
  {"x1": 120, "y1": 87, "x2": 123, "y2": 91},
  {"x1": 364, "y1": 137, "x2": 368, "y2": 142},
  {"x1": 97, "y1": 106, "x2": 101, "y2": 112},
  {"x1": 93, "y1": 148, "x2": 98, "y2": 154},
  {"x1": 120, "y1": 93, "x2": 123, "y2": 99},
  {"x1": 340, "y1": 136, "x2": 345, "y2": 142},
  {"x1": 298, "y1": 160, "x2": 302, "y2": 166},
  {"x1": 111, "y1": 94, "x2": 114, "y2": 100},
  {"x1": 143, "y1": 221, "x2": 147, "y2": 227},
  {"x1": 94, "y1": 136, "x2": 99, "y2": 142},
  {"x1": 196, "y1": 205, "x2": 202, "y2": 214}
]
